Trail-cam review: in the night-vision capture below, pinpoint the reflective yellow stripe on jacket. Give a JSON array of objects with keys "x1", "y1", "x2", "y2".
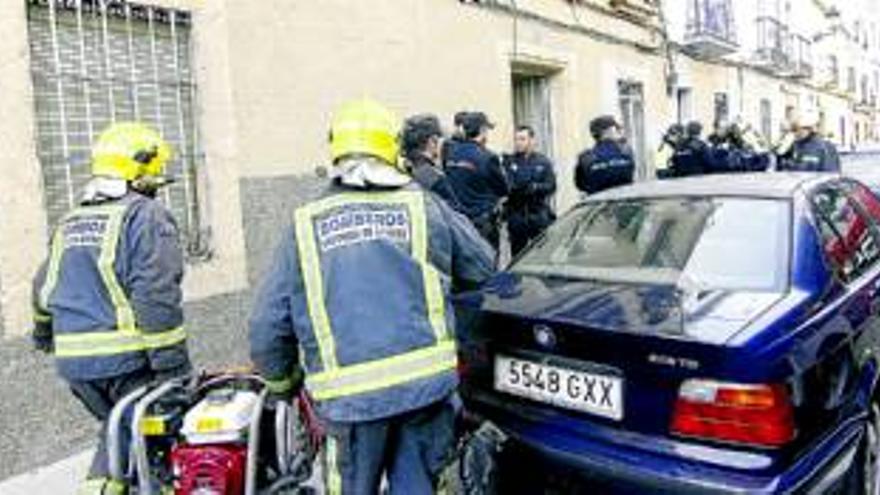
[
  {"x1": 40, "y1": 204, "x2": 186, "y2": 358},
  {"x1": 295, "y1": 190, "x2": 455, "y2": 401},
  {"x1": 53, "y1": 326, "x2": 187, "y2": 358}
]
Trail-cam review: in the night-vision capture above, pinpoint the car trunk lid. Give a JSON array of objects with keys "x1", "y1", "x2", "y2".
[{"x1": 459, "y1": 273, "x2": 789, "y2": 438}]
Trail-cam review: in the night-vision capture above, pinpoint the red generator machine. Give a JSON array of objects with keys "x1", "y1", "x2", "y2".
[{"x1": 104, "y1": 372, "x2": 322, "y2": 495}]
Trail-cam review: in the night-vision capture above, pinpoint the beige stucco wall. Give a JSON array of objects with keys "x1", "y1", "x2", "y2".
[
  {"x1": 1, "y1": 0, "x2": 877, "y2": 338},
  {"x1": 220, "y1": 0, "x2": 670, "y2": 206},
  {"x1": 184, "y1": 0, "x2": 248, "y2": 301},
  {"x1": 0, "y1": 0, "x2": 677, "y2": 337},
  {"x1": 0, "y1": 0, "x2": 47, "y2": 339}
]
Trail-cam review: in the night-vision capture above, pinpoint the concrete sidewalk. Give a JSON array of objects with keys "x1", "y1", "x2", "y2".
[
  {"x1": 0, "y1": 449, "x2": 91, "y2": 495},
  {"x1": 0, "y1": 448, "x2": 325, "y2": 494}
]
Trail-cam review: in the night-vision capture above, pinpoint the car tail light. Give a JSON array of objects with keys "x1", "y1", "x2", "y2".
[
  {"x1": 670, "y1": 380, "x2": 795, "y2": 448},
  {"x1": 457, "y1": 346, "x2": 489, "y2": 380},
  {"x1": 457, "y1": 359, "x2": 471, "y2": 379}
]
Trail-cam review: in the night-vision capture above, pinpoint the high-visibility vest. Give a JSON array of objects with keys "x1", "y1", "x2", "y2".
[
  {"x1": 292, "y1": 190, "x2": 457, "y2": 402},
  {"x1": 39, "y1": 203, "x2": 186, "y2": 359}
]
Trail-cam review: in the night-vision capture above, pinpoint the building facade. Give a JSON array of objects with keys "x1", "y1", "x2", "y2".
[
  {"x1": 1, "y1": 0, "x2": 880, "y2": 477},
  {"x1": 666, "y1": 0, "x2": 880, "y2": 150},
  {"x1": 0, "y1": 0, "x2": 675, "y2": 341}
]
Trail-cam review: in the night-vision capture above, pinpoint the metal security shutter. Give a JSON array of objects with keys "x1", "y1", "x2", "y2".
[{"x1": 26, "y1": 0, "x2": 206, "y2": 256}]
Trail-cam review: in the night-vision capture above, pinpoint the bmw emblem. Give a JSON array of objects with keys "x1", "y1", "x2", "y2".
[{"x1": 533, "y1": 325, "x2": 557, "y2": 350}]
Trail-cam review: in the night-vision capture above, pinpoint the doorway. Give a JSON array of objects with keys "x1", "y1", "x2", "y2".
[
  {"x1": 618, "y1": 80, "x2": 647, "y2": 179},
  {"x1": 511, "y1": 72, "x2": 556, "y2": 160}
]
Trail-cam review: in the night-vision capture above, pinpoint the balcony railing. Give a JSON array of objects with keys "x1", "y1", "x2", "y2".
[
  {"x1": 756, "y1": 16, "x2": 794, "y2": 74},
  {"x1": 684, "y1": 0, "x2": 738, "y2": 58},
  {"x1": 609, "y1": 0, "x2": 658, "y2": 17}
]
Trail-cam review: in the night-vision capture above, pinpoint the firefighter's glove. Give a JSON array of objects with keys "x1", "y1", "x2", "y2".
[
  {"x1": 32, "y1": 313, "x2": 54, "y2": 354},
  {"x1": 266, "y1": 364, "x2": 305, "y2": 407},
  {"x1": 32, "y1": 331, "x2": 53, "y2": 354}
]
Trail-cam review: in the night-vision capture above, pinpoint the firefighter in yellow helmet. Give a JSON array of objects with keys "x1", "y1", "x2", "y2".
[
  {"x1": 249, "y1": 98, "x2": 495, "y2": 493},
  {"x1": 32, "y1": 122, "x2": 191, "y2": 495},
  {"x1": 777, "y1": 110, "x2": 840, "y2": 172}
]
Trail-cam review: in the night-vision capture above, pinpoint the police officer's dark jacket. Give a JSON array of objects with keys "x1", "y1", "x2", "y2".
[
  {"x1": 408, "y1": 154, "x2": 464, "y2": 213},
  {"x1": 504, "y1": 152, "x2": 556, "y2": 214},
  {"x1": 575, "y1": 139, "x2": 635, "y2": 194},
  {"x1": 444, "y1": 141, "x2": 509, "y2": 218},
  {"x1": 441, "y1": 135, "x2": 466, "y2": 168},
  {"x1": 670, "y1": 137, "x2": 709, "y2": 177}
]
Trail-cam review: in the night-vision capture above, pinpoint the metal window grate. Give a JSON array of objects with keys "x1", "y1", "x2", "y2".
[{"x1": 25, "y1": 0, "x2": 208, "y2": 257}]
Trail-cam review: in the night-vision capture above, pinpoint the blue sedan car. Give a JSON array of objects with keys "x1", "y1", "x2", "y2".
[{"x1": 457, "y1": 173, "x2": 880, "y2": 494}]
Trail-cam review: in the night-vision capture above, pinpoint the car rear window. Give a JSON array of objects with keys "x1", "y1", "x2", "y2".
[{"x1": 513, "y1": 197, "x2": 790, "y2": 292}]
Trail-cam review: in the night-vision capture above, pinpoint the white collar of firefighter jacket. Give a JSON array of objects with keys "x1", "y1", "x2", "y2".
[
  {"x1": 81, "y1": 177, "x2": 129, "y2": 203},
  {"x1": 334, "y1": 156, "x2": 412, "y2": 189}
]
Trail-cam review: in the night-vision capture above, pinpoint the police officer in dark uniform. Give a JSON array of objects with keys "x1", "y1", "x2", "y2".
[
  {"x1": 705, "y1": 122, "x2": 737, "y2": 174},
  {"x1": 503, "y1": 125, "x2": 557, "y2": 257},
  {"x1": 402, "y1": 113, "x2": 463, "y2": 211},
  {"x1": 655, "y1": 124, "x2": 684, "y2": 179},
  {"x1": 669, "y1": 121, "x2": 710, "y2": 177},
  {"x1": 445, "y1": 111, "x2": 509, "y2": 250},
  {"x1": 575, "y1": 116, "x2": 635, "y2": 195},
  {"x1": 441, "y1": 110, "x2": 470, "y2": 169},
  {"x1": 778, "y1": 111, "x2": 840, "y2": 172},
  {"x1": 662, "y1": 123, "x2": 685, "y2": 152}
]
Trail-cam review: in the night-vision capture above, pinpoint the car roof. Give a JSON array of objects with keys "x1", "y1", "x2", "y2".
[{"x1": 585, "y1": 173, "x2": 833, "y2": 201}]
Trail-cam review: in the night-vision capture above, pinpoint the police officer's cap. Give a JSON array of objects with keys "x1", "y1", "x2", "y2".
[
  {"x1": 454, "y1": 111, "x2": 472, "y2": 127},
  {"x1": 667, "y1": 123, "x2": 684, "y2": 135},
  {"x1": 590, "y1": 115, "x2": 619, "y2": 139},
  {"x1": 462, "y1": 112, "x2": 495, "y2": 136},
  {"x1": 401, "y1": 114, "x2": 443, "y2": 154},
  {"x1": 686, "y1": 121, "x2": 703, "y2": 136}
]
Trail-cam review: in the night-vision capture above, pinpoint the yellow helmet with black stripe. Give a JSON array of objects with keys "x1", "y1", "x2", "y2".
[{"x1": 91, "y1": 122, "x2": 172, "y2": 181}]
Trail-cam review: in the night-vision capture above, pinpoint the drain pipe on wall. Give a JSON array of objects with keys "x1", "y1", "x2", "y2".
[{"x1": 654, "y1": 0, "x2": 679, "y2": 98}]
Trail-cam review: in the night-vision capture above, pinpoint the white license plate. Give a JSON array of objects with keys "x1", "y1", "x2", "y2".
[{"x1": 494, "y1": 355, "x2": 623, "y2": 420}]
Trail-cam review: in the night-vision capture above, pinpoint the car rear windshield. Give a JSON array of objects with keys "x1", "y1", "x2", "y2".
[{"x1": 513, "y1": 197, "x2": 791, "y2": 292}]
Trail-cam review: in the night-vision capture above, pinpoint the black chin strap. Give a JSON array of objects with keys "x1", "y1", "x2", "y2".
[{"x1": 129, "y1": 180, "x2": 158, "y2": 199}]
